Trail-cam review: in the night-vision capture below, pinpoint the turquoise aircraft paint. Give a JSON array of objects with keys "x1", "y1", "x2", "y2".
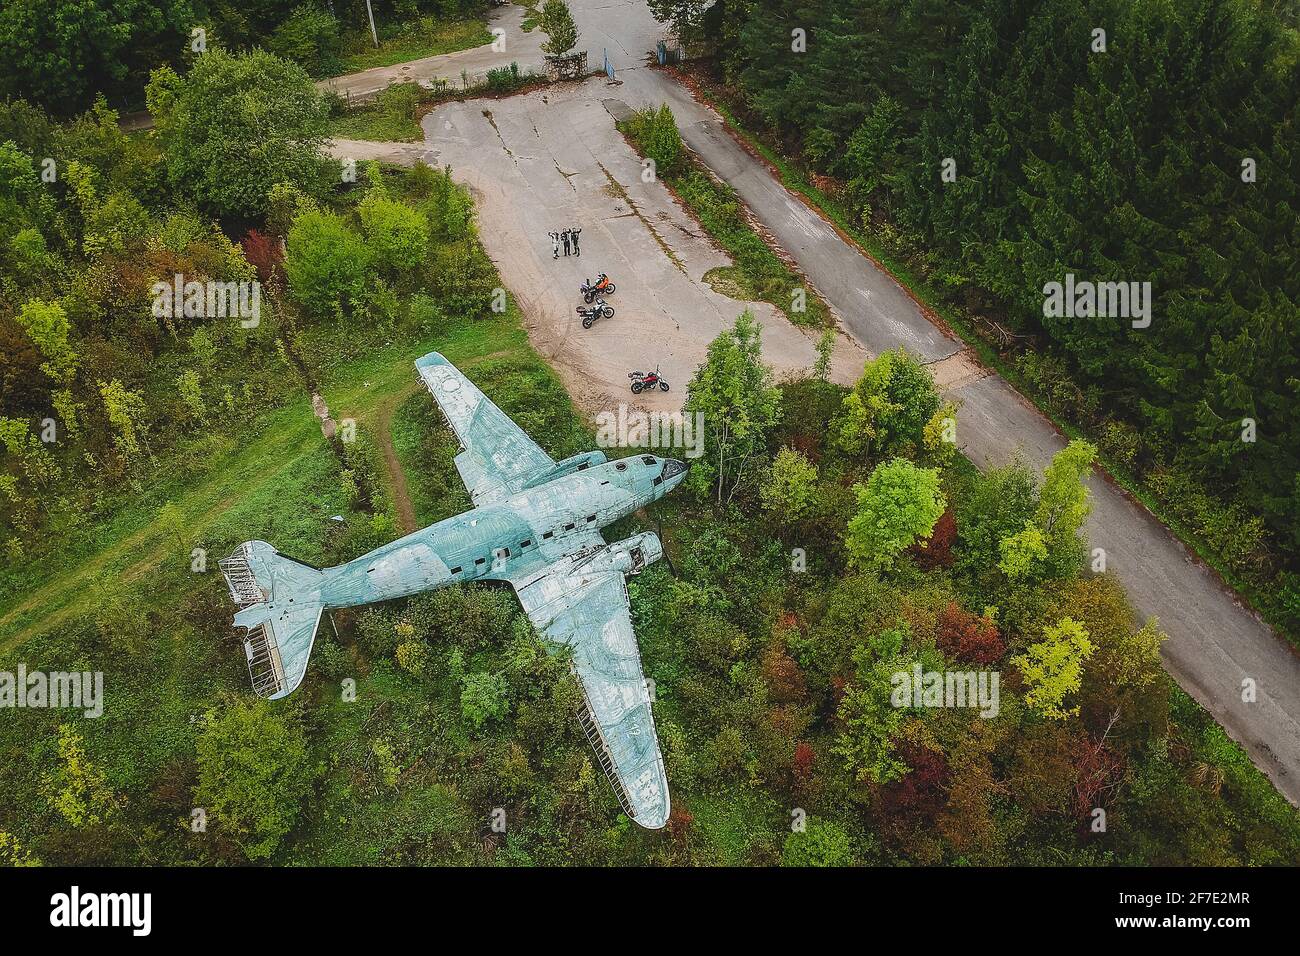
[{"x1": 219, "y1": 351, "x2": 687, "y2": 828}]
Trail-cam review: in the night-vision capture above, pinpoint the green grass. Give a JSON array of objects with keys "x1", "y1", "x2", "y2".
[
  {"x1": 390, "y1": 389, "x2": 467, "y2": 528},
  {"x1": 0, "y1": 410, "x2": 328, "y2": 649},
  {"x1": 687, "y1": 790, "x2": 784, "y2": 865},
  {"x1": 513, "y1": 0, "x2": 541, "y2": 32},
  {"x1": 330, "y1": 19, "x2": 493, "y2": 76},
  {"x1": 329, "y1": 107, "x2": 423, "y2": 142},
  {"x1": 618, "y1": 116, "x2": 832, "y2": 330},
  {"x1": 0, "y1": 314, "x2": 530, "y2": 652}
]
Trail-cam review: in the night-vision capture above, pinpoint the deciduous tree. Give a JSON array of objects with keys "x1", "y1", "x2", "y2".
[
  {"x1": 759, "y1": 445, "x2": 818, "y2": 525},
  {"x1": 1014, "y1": 617, "x2": 1095, "y2": 720},
  {"x1": 935, "y1": 601, "x2": 1004, "y2": 664},
  {"x1": 832, "y1": 348, "x2": 939, "y2": 460},
  {"x1": 684, "y1": 310, "x2": 782, "y2": 504},
  {"x1": 539, "y1": 0, "x2": 580, "y2": 56},
  {"x1": 15, "y1": 299, "x2": 76, "y2": 385},
  {"x1": 844, "y1": 458, "x2": 945, "y2": 571},
  {"x1": 195, "y1": 700, "x2": 315, "y2": 861},
  {"x1": 284, "y1": 209, "x2": 370, "y2": 319},
  {"x1": 358, "y1": 191, "x2": 430, "y2": 273},
  {"x1": 1035, "y1": 440, "x2": 1096, "y2": 577},
  {"x1": 148, "y1": 50, "x2": 331, "y2": 216}
]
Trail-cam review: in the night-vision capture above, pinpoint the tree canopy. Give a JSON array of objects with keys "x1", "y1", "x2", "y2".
[
  {"x1": 539, "y1": 0, "x2": 580, "y2": 57},
  {"x1": 708, "y1": 0, "x2": 1300, "y2": 629},
  {"x1": 147, "y1": 48, "x2": 332, "y2": 217}
]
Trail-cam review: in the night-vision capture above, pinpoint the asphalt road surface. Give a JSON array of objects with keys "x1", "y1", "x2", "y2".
[
  {"x1": 317, "y1": 4, "x2": 548, "y2": 100},
  {"x1": 412, "y1": 87, "x2": 864, "y2": 412},
  {"x1": 329, "y1": 0, "x2": 1300, "y2": 805}
]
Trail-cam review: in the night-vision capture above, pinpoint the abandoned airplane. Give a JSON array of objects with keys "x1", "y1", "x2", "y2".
[{"x1": 219, "y1": 351, "x2": 687, "y2": 829}]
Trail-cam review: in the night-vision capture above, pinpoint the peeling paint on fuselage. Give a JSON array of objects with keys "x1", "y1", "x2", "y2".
[{"x1": 317, "y1": 453, "x2": 682, "y2": 608}]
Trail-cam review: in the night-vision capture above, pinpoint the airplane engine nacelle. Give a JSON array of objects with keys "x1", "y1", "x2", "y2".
[
  {"x1": 586, "y1": 532, "x2": 663, "y2": 577},
  {"x1": 521, "y1": 450, "x2": 609, "y2": 489}
]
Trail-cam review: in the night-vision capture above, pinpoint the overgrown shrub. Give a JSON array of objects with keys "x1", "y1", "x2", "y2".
[{"x1": 268, "y1": 5, "x2": 343, "y2": 77}]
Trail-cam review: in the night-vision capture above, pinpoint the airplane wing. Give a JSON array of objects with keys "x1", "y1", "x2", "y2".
[
  {"x1": 415, "y1": 352, "x2": 554, "y2": 506},
  {"x1": 511, "y1": 551, "x2": 670, "y2": 829}
]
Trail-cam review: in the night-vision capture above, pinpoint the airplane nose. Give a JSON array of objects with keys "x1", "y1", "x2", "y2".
[{"x1": 662, "y1": 459, "x2": 687, "y2": 480}]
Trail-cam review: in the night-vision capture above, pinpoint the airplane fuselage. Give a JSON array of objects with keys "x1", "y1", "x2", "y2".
[
  {"x1": 220, "y1": 349, "x2": 686, "y2": 827},
  {"x1": 314, "y1": 453, "x2": 684, "y2": 609}
]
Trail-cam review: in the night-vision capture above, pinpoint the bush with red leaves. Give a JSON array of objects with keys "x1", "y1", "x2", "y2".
[
  {"x1": 911, "y1": 508, "x2": 956, "y2": 569},
  {"x1": 242, "y1": 228, "x2": 284, "y2": 286},
  {"x1": 762, "y1": 641, "x2": 808, "y2": 703},
  {"x1": 788, "y1": 431, "x2": 821, "y2": 463},
  {"x1": 935, "y1": 601, "x2": 1005, "y2": 664},
  {"x1": 829, "y1": 674, "x2": 849, "y2": 708},
  {"x1": 792, "y1": 741, "x2": 816, "y2": 788},
  {"x1": 667, "y1": 805, "x2": 693, "y2": 842},
  {"x1": 878, "y1": 743, "x2": 949, "y2": 822},
  {"x1": 1071, "y1": 733, "x2": 1126, "y2": 823}
]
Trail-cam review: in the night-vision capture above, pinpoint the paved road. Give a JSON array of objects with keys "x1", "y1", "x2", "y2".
[
  {"x1": 606, "y1": 44, "x2": 1300, "y2": 804},
  {"x1": 317, "y1": 4, "x2": 547, "y2": 100},
  {"x1": 346, "y1": 86, "x2": 864, "y2": 414},
  {"x1": 329, "y1": 0, "x2": 1300, "y2": 805}
]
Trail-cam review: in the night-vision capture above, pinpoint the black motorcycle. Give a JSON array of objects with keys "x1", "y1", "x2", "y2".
[{"x1": 577, "y1": 298, "x2": 614, "y2": 329}]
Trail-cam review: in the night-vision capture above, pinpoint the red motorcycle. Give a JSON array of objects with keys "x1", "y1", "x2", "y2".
[{"x1": 629, "y1": 367, "x2": 669, "y2": 393}]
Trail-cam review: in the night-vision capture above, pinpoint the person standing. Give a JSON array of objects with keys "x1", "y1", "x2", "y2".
[
  {"x1": 561, "y1": 229, "x2": 572, "y2": 257},
  {"x1": 571, "y1": 227, "x2": 582, "y2": 257},
  {"x1": 549, "y1": 231, "x2": 559, "y2": 259}
]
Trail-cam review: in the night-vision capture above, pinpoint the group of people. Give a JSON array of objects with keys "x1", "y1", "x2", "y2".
[{"x1": 548, "y1": 228, "x2": 582, "y2": 258}]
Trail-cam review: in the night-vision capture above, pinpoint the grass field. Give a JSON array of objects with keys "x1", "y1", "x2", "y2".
[
  {"x1": 5, "y1": 155, "x2": 1297, "y2": 866},
  {"x1": 331, "y1": 19, "x2": 494, "y2": 76},
  {"x1": 329, "y1": 106, "x2": 425, "y2": 142},
  {"x1": 0, "y1": 312, "x2": 534, "y2": 651}
]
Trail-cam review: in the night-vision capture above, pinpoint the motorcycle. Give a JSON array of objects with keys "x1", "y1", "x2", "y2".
[
  {"x1": 577, "y1": 298, "x2": 614, "y2": 329},
  {"x1": 629, "y1": 367, "x2": 670, "y2": 393},
  {"x1": 580, "y1": 274, "x2": 616, "y2": 303}
]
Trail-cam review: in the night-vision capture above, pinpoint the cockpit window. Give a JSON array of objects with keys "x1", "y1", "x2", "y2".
[{"x1": 641, "y1": 456, "x2": 656, "y2": 465}]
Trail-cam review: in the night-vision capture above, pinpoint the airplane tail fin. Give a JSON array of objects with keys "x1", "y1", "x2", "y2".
[{"x1": 219, "y1": 541, "x2": 328, "y2": 699}]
